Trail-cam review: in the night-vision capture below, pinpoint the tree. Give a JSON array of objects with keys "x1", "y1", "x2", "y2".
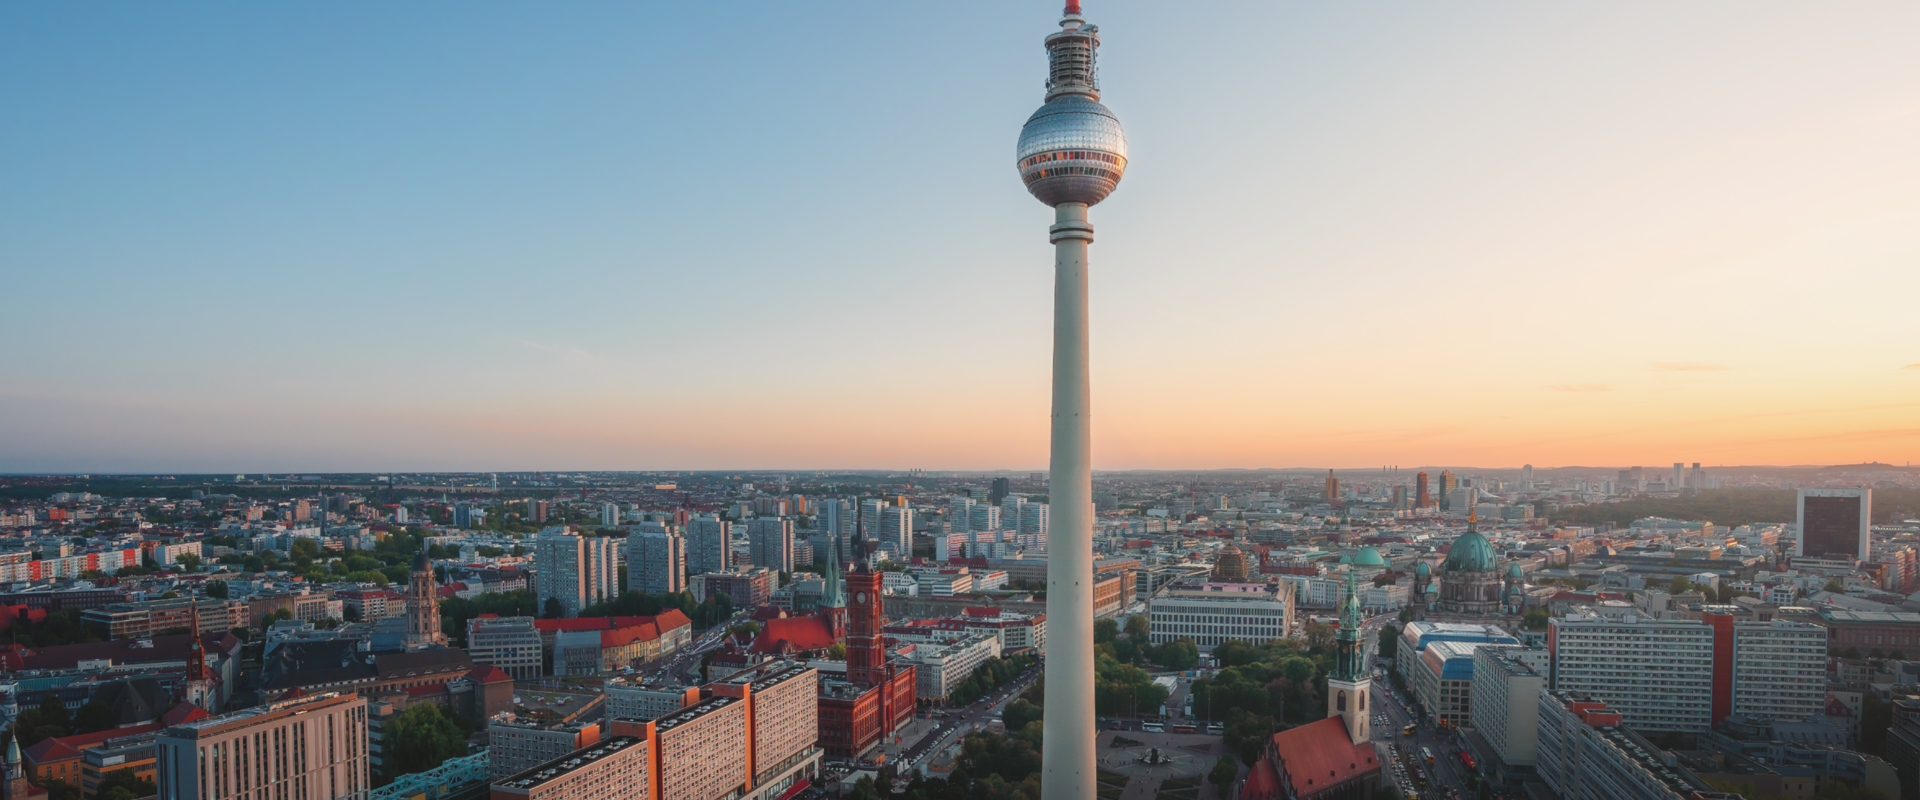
[
  {"x1": 1670, "y1": 575, "x2": 1692, "y2": 595},
  {"x1": 1826, "y1": 579, "x2": 1848, "y2": 594},
  {"x1": 827, "y1": 643, "x2": 848, "y2": 660},
  {"x1": 1208, "y1": 754, "x2": 1239, "y2": 795},
  {"x1": 1523, "y1": 609, "x2": 1550, "y2": 631},
  {"x1": 176, "y1": 553, "x2": 202, "y2": 572},
  {"x1": 1151, "y1": 639, "x2": 1199, "y2": 671},
  {"x1": 1094, "y1": 618, "x2": 1118, "y2": 644},
  {"x1": 543, "y1": 597, "x2": 565, "y2": 619},
  {"x1": 1124, "y1": 614, "x2": 1150, "y2": 639},
  {"x1": 16, "y1": 692, "x2": 72, "y2": 747},
  {"x1": 849, "y1": 776, "x2": 882, "y2": 800},
  {"x1": 1377, "y1": 625, "x2": 1399, "y2": 660},
  {"x1": 380, "y1": 704, "x2": 467, "y2": 785},
  {"x1": 205, "y1": 580, "x2": 229, "y2": 599},
  {"x1": 1004, "y1": 699, "x2": 1043, "y2": 733}
]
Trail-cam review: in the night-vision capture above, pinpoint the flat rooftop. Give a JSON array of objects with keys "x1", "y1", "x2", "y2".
[{"x1": 495, "y1": 735, "x2": 644, "y2": 791}]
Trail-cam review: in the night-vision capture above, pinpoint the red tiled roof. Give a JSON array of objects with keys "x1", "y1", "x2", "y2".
[
  {"x1": 749, "y1": 616, "x2": 836, "y2": 654},
  {"x1": 162, "y1": 704, "x2": 212, "y2": 726},
  {"x1": 602, "y1": 623, "x2": 660, "y2": 648},
  {"x1": 1268, "y1": 717, "x2": 1376, "y2": 797},
  {"x1": 24, "y1": 721, "x2": 166, "y2": 765},
  {"x1": 654, "y1": 609, "x2": 692, "y2": 631},
  {"x1": 466, "y1": 665, "x2": 512, "y2": 684},
  {"x1": 405, "y1": 682, "x2": 450, "y2": 698}
]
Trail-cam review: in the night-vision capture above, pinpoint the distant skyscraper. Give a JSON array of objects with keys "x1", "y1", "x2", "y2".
[
  {"x1": 687, "y1": 515, "x2": 731, "y2": 574},
  {"x1": 1438, "y1": 470, "x2": 1459, "y2": 510},
  {"x1": 878, "y1": 506, "x2": 912, "y2": 557},
  {"x1": 949, "y1": 497, "x2": 976, "y2": 532},
  {"x1": 1797, "y1": 489, "x2": 1871, "y2": 559},
  {"x1": 1521, "y1": 464, "x2": 1534, "y2": 483},
  {"x1": 1325, "y1": 470, "x2": 1339, "y2": 501},
  {"x1": 526, "y1": 499, "x2": 549, "y2": 523},
  {"x1": 536, "y1": 527, "x2": 616, "y2": 618},
  {"x1": 817, "y1": 498, "x2": 849, "y2": 538},
  {"x1": 629, "y1": 532, "x2": 687, "y2": 594},
  {"x1": 858, "y1": 498, "x2": 888, "y2": 543},
  {"x1": 968, "y1": 504, "x2": 1002, "y2": 534},
  {"x1": 600, "y1": 503, "x2": 621, "y2": 527},
  {"x1": 1673, "y1": 462, "x2": 1685, "y2": 490},
  {"x1": 1019, "y1": 502, "x2": 1050, "y2": 536},
  {"x1": 748, "y1": 517, "x2": 795, "y2": 573},
  {"x1": 1391, "y1": 485, "x2": 1408, "y2": 509},
  {"x1": 989, "y1": 477, "x2": 1011, "y2": 506},
  {"x1": 1416, "y1": 471, "x2": 1433, "y2": 509}
]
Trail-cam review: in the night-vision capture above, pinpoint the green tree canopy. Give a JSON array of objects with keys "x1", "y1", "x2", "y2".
[{"x1": 379, "y1": 704, "x2": 467, "y2": 785}]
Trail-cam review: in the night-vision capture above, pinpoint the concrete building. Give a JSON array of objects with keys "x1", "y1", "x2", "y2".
[
  {"x1": 1730, "y1": 617, "x2": 1827, "y2": 723},
  {"x1": 687, "y1": 516, "x2": 730, "y2": 575},
  {"x1": 155, "y1": 691, "x2": 369, "y2": 800},
  {"x1": 1411, "y1": 640, "x2": 1483, "y2": 727},
  {"x1": 902, "y1": 632, "x2": 1003, "y2": 703},
  {"x1": 1797, "y1": 488, "x2": 1871, "y2": 559},
  {"x1": 467, "y1": 615, "x2": 543, "y2": 680},
  {"x1": 1548, "y1": 610, "x2": 1715, "y2": 732},
  {"x1": 711, "y1": 661, "x2": 819, "y2": 793},
  {"x1": 629, "y1": 532, "x2": 687, "y2": 595},
  {"x1": 605, "y1": 680, "x2": 700, "y2": 721},
  {"x1": 1469, "y1": 646, "x2": 1546, "y2": 784},
  {"x1": 535, "y1": 527, "x2": 616, "y2": 618},
  {"x1": 1537, "y1": 691, "x2": 1728, "y2": 800},
  {"x1": 490, "y1": 734, "x2": 649, "y2": 800},
  {"x1": 1147, "y1": 582, "x2": 1294, "y2": 651},
  {"x1": 489, "y1": 715, "x2": 604, "y2": 780},
  {"x1": 693, "y1": 567, "x2": 774, "y2": 608},
  {"x1": 878, "y1": 507, "x2": 912, "y2": 557},
  {"x1": 747, "y1": 518, "x2": 794, "y2": 574}
]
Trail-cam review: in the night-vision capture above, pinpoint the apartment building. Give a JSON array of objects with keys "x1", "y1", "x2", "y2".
[
  {"x1": 1537, "y1": 691, "x2": 1727, "y2": 800},
  {"x1": 747, "y1": 518, "x2": 794, "y2": 574},
  {"x1": 490, "y1": 735, "x2": 650, "y2": 800},
  {"x1": 155, "y1": 691, "x2": 369, "y2": 800},
  {"x1": 1730, "y1": 618, "x2": 1827, "y2": 723},
  {"x1": 535, "y1": 528, "x2": 617, "y2": 619},
  {"x1": 628, "y1": 532, "x2": 687, "y2": 595},
  {"x1": 488, "y1": 716, "x2": 604, "y2": 780},
  {"x1": 467, "y1": 616, "x2": 543, "y2": 680},
  {"x1": 687, "y1": 516, "x2": 731, "y2": 575},
  {"x1": 712, "y1": 661, "x2": 819, "y2": 790},
  {"x1": 605, "y1": 680, "x2": 700, "y2": 721}
]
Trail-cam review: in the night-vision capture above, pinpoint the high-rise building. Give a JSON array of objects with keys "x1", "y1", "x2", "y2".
[
  {"x1": 1325, "y1": 469, "x2": 1339, "y2": 501},
  {"x1": 1018, "y1": 502, "x2": 1049, "y2": 536},
  {"x1": 1438, "y1": 470, "x2": 1459, "y2": 510},
  {"x1": 948, "y1": 497, "x2": 975, "y2": 532},
  {"x1": 989, "y1": 477, "x2": 1011, "y2": 506},
  {"x1": 967, "y1": 504, "x2": 1002, "y2": 534},
  {"x1": 1520, "y1": 464, "x2": 1534, "y2": 483},
  {"x1": 1015, "y1": 4, "x2": 1127, "y2": 797},
  {"x1": 878, "y1": 507, "x2": 912, "y2": 557},
  {"x1": 600, "y1": 503, "x2": 621, "y2": 528},
  {"x1": 816, "y1": 499, "x2": 851, "y2": 538},
  {"x1": 1471, "y1": 646, "x2": 1546, "y2": 777},
  {"x1": 747, "y1": 518, "x2": 794, "y2": 573},
  {"x1": 536, "y1": 527, "x2": 617, "y2": 618},
  {"x1": 526, "y1": 499, "x2": 549, "y2": 523},
  {"x1": 630, "y1": 532, "x2": 687, "y2": 595},
  {"x1": 1547, "y1": 606, "x2": 1827, "y2": 732},
  {"x1": 1416, "y1": 471, "x2": 1433, "y2": 508},
  {"x1": 1391, "y1": 485, "x2": 1408, "y2": 509},
  {"x1": 405, "y1": 547, "x2": 445, "y2": 649},
  {"x1": 857, "y1": 499, "x2": 888, "y2": 543},
  {"x1": 1000, "y1": 495, "x2": 1026, "y2": 533},
  {"x1": 155, "y1": 691, "x2": 369, "y2": 800},
  {"x1": 687, "y1": 515, "x2": 731, "y2": 574},
  {"x1": 1797, "y1": 488, "x2": 1871, "y2": 559}
]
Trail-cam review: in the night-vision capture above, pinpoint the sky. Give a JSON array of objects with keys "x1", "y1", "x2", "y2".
[{"x1": 3, "y1": 1, "x2": 1918, "y2": 474}]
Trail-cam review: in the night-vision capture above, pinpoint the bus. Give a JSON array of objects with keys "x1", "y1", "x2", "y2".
[
  {"x1": 1403, "y1": 725, "x2": 1417, "y2": 736},
  {"x1": 1422, "y1": 747, "x2": 1435, "y2": 764},
  {"x1": 1459, "y1": 752, "x2": 1476, "y2": 770}
]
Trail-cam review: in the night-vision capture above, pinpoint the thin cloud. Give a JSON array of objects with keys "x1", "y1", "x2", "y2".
[
  {"x1": 1905, "y1": 363, "x2": 1920, "y2": 370},
  {"x1": 1650, "y1": 361, "x2": 1732, "y2": 372},
  {"x1": 1547, "y1": 383, "x2": 1612, "y2": 392}
]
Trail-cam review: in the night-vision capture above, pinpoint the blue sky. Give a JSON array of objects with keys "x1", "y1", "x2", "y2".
[{"x1": 4, "y1": 2, "x2": 1918, "y2": 472}]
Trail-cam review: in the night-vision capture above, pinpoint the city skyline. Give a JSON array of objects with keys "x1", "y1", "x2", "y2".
[{"x1": 5, "y1": 1, "x2": 1918, "y2": 473}]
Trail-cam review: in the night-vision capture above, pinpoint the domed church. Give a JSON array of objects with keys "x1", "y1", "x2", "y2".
[{"x1": 1420, "y1": 511, "x2": 1504, "y2": 614}]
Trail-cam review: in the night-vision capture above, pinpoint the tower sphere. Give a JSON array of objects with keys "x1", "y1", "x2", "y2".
[{"x1": 1018, "y1": 96, "x2": 1127, "y2": 207}]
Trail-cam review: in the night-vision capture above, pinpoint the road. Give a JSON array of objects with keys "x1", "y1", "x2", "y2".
[
  {"x1": 878, "y1": 661, "x2": 1044, "y2": 776},
  {"x1": 1369, "y1": 667, "x2": 1473, "y2": 800}
]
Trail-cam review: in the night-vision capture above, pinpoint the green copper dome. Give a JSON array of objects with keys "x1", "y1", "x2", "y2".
[
  {"x1": 1415, "y1": 561, "x2": 1430, "y2": 575},
  {"x1": 1352, "y1": 546, "x2": 1386, "y2": 568},
  {"x1": 1444, "y1": 529, "x2": 1498, "y2": 573},
  {"x1": 1508, "y1": 562, "x2": 1524, "y2": 578}
]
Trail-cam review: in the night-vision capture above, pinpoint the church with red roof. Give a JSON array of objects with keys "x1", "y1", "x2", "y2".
[{"x1": 1241, "y1": 572, "x2": 1381, "y2": 800}]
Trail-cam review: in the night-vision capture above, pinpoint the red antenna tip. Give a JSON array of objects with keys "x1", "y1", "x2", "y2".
[{"x1": 1064, "y1": 1, "x2": 1082, "y2": 15}]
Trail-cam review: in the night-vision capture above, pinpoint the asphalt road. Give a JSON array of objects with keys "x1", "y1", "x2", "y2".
[
  {"x1": 884, "y1": 662, "x2": 1044, "y2": 774},
  {"x1": 1370, "y1": 671, "x2": 1472, "y2": 800}
]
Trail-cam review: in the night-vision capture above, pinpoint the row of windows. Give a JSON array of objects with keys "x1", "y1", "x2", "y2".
[
  {"x1": 1022, "y1": 166, "x2": 1118, "y2": 185},
  {"x1": 1020, "y1": 150, "x2": 1125, "y2": 170}
]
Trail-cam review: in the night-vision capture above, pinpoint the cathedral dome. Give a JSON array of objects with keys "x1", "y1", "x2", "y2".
[
  {"x1": 1213, "y1": 545, "x2": 1250, "y2": 582},
  {"x1": 1508, "y1": 562, "x2": 1524, "y2": 579},
  {"x1": 1444, "y1": 529, "x2": 1498, "y2": 573},
  {"x1": 1352, "y1": 547, "x2": 1386, "y2": 568},
  {"x1": 1415, "y1": 561, "x2": 1430, "y2": 575}
]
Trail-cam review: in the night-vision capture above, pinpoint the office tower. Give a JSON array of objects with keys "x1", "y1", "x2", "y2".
[
  {"x1": 1391, "y1": 485, "x2": 1408, "y2": 509},
  {"x1": 1629, "y1": 465, "x2": 1644, "y2": 490},
  {"x1": 1416, "y1": 471, "x2": 1432, "y2": 508},
  {"x1": 988, "y1": 477, "x2": 1011, "y2": 506},
  {"x1": 526, "y1": 499, "x2": 549, "y2": 523},
  {"x1": 789, "y1": 494, "x2": 808, "y2": 515},
  {"x1": 629, "y1": 532, "x2": 687, "y2": 595},
  {"x1": 1797, "y1": 488, "x2": 1872, "y2": 559},
  {"x1": 293, "y1": 499, "x2": 313, "y2": 522},
  {"x1": 1325, "y1": 469, "x2": 1338, "y2": 501},
  {"x1": 1438, "y1": 470, "x2": 1459, "y2": 510},
  {"x1": 600, "y1": 503, "x2": 621, "y2": 527},
  {"x1": 879, "y1": 506, "x2": 912, "y2": 556},
  {"x1": 686, "y1": 515, "x2": 731, "y2": 574},
  {"x1": 1521, "y1": 464, "x2": 1534, "y2": 483},
  {"x1": 747, "y1": 517, "x2": 794, "y2": 573},
  {"x1": 949, "y1": 497, "x2": 976, "y2": 532},
  {"x1": 405, "y1": 547, "x2": 446, "y2": 648},
  {"x1": 858, "y1": 498, "x2": 888, "y2": 542},
  {"x1": 1000, "y1": 495, "x2": 1027, "y2": 531},
  {"x1": 1690, "y1": 462, "x2": 1704, "y2": 491},
  {"x1": 156, "y1": 691, "x2": 369, "y2": 800},
  {"x1": 536, "y1": 528, "x2": 617, "y2": 618},
  {"x1": 1019, "y1": 502, "x2": 1050, "y2": 536},
  {"x1": 392, "y1": 505, "x2": 408, "y2": 524},
  {"x1": 967, "y1": 504, "x2": 1002, "y2": 535},
  {"x1": 1017, "y1": 1, "x2": 1126, "y2": 794}
]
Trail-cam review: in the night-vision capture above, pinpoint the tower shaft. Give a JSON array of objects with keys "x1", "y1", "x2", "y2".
[{"x1": 1043, "y1": 201, "x2": 1095, "y2": 800}]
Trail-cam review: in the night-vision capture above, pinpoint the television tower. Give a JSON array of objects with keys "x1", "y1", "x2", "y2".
[{"x1": 1016, "y1": 3, "x2": 1127, "y2": 799}]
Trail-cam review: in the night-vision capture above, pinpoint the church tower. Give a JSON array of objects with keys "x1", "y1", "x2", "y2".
[
  {"x1": 183, "y1": 606, "x2": 213, "y2": 710},
  {"x1": 1326, "y1": 570, "x2": 1372, "y2": 746},
  {"x1": 405, "y1": 548, "x2": 446, "y2": 648},
  {"x1": 4, "y1": 734, "x2": 28, "y2": 800},
  {"x1": 818, "y1": 533, "x2": 848, "y2": 641}
]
